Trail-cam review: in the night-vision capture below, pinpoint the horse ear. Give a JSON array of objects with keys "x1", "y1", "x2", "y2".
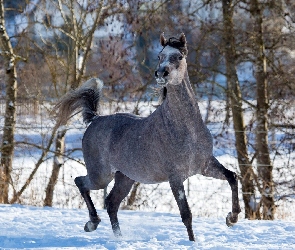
[
  {"x1": 160, "y1": 33, "x2": 167, "y2": 47},
  {"x1": 179, "y1": 33, "x2": 187, "y2": 45}
]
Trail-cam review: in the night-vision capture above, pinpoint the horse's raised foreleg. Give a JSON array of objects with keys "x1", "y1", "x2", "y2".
[
  {"x1": 224, "y1": 168, "x2": 241, "y2": 226},
  {"x1": 169, "y1": 176, "x2": 195, "y2": 241},
  {"x1": 105, "y1": 171, "x2": 134, "y2": 237},
  {"x1": 203, "y1": 156, "x2": 241, "y2": 226},
  {"x1": 75, "y1": 176, "x2": 101, "y2": 232}
]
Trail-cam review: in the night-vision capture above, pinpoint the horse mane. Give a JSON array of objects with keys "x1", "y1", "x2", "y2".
[{"x1": 163, "y1": 36, "x2": 188, "y2": 55}]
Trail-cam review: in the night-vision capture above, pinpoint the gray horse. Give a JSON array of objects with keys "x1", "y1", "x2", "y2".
[{"x1": 56, "y1": 33, "x2": 241, "y2": 241}]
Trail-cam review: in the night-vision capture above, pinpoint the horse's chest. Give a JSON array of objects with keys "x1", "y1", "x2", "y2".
[
  {"x1": 163, "y1": 123, "x2": 213, "y2": 171},
  {"x1": 165, "y1": 125, "x2": 202, "y2": 152}
]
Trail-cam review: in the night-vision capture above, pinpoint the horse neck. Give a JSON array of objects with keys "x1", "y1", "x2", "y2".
[{"x1": 163, "y1": 70, "x2": 202, "y2": 125}]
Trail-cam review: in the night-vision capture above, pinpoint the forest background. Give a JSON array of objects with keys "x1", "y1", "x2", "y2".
[{"x1": 0, "y1": 0, "x2": 294, "y2": 221}]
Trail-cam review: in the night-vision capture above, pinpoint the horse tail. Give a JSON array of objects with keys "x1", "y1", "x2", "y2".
[{"x1": 55, "y1": 78, "x2": 103, "y2": 126}]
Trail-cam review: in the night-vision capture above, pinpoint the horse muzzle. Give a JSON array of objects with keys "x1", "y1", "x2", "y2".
[
  {"x1": 155, "y1": 77, "x2": 166, "y2": 85},
  {"x1": 155, "y1": 67, "x2": 169, "y2": 85}
]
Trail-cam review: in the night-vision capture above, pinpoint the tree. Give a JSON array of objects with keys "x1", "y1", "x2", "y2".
[
  {"x1": 245, "y1": 0, "x2": 275, "y2": 220},
  {"x1": 0, "y1": 0, "x2": 19, "y2": 203},
  {"x1": 4, "y1": 0, "x2": 145, "y2": 206},
  {"x1": 221, "y1": 0, "x2": 260, "y2": 219},
  {"x1": 43, "y1": 0, "x2": 128, "y2": 206}
]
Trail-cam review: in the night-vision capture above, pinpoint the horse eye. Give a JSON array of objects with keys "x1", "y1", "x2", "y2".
[
  {"x1": 158, "y1": 56, "x2": 160, "y2": 60},
  {"x1": 179, "y1": 56, "x2": 183, "y2": 60}
]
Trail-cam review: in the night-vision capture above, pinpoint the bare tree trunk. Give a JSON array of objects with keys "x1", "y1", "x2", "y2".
[
  {"x1": 250, "y1": 0, "x2": 275, "y2": 220},
  {"x1": 44, "y1": 128, "x2": 66, "y2": 206},
  {"x1": 43, "y1": 0, "x2": 99, "y2": 206},
  {"x1": 222, "y1": 0, "x2": 260, "y2": 219},
  {"x1": 0, "y1": 0, "x2": 17, "y2": 204},
  {"x1": 43, "y1": 50, "x2": 76, "y2": 207},
  {"x1": 127, "y1": 182, "x2": 140, "y2": 207}
]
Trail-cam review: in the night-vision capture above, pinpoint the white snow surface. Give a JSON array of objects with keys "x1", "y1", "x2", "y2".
[{"x1": 1, "y1": 204, "x2": 295, "y2": 250}]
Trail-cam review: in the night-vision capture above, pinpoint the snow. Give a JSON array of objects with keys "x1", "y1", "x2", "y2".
[{"x1": 1, "y1": 204, "x2": 294, "y2": 249}]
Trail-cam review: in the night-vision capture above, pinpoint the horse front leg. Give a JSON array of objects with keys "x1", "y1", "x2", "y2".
[
  {"x1": 169, "y1": 176, "x2": 195, "y2": 241},
  {"x1": 203, "y1": 157, "x2": 241, "y2": 226},
  {"x1": 224, "y1": 169, "x2": 241, "y2": 227},
  {"x1": 75, "y1": 176, "x2": 101, "y2": 232}
]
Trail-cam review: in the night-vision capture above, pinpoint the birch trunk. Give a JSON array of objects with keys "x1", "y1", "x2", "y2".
[{"x1": 0, "y1": 0, "x2": 17, "y2": 204}]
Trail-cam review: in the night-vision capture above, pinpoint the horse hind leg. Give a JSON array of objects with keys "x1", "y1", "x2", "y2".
[
  {"x1": 203, "y1": 156, "x2": 241, "y2": 227},
  {"x1": 105, "y1": 171, "x2": 134, "y2": 237},
  {"x1": 75, "y1": 175, "x2": 109, "y2": 232}
]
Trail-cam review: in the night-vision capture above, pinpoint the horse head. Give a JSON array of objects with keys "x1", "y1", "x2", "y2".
[{"x1": 155, "y1": 33, "x2": 188, "y2": 86}]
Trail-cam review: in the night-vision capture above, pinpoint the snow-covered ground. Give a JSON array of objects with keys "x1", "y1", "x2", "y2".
[{"x1": 1, "y1": 204, "x2": 295, "y2": 250}]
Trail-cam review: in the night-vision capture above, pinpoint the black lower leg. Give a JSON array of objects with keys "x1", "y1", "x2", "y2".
[
  {"x1": 105, "y1": 172, "x2": 134, "y2": 238},
  {"x1": 183, "y1": 211, "x2": 195, "y2": 241},
  {"x1": 105, "y1": 197, "x2": 121, "y2": 237},
  {"x1": 75, "y1": 177, "x2": 101, "y2": 232},
  {"x1": 224, "y1": 169, "x2": 241, "y2": 213},
  {"x1": 203, "y1": 157, "x2": 241, "y2": 227},
  {"x1": 223, "y1": 169, "x2": 241, "y2": 226},
  {"x1": 82, "y1": 190, "x2": 101, "y2": 224},
  {"x1": 169, "y1": 177, "x2": 195, "y2": 241}
]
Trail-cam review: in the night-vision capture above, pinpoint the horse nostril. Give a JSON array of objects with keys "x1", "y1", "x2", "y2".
[
  {"x1": 163, "y1": 71, "x2": 169, "y2": 77},
  {"x1": 155, "y1": 71, "x2": 158, "y2": 77}
]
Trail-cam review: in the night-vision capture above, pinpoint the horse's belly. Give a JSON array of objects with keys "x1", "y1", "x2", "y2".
[
  {"x1": 112, "y1": 158, "x2": 170, "y2": 184},
  {"x1": 110, "y1": 149, "x2": 207, "y2": 184},
  {"x1": 123, "y1": 170, "x2": 169, "y2": 184}
]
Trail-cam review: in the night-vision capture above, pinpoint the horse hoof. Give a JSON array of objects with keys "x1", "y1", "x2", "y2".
[
  {"x1": 226, "y1": 212, "x2": 238, "y2": 227},
  {"x1": 113, "y1": 229, "x2": 122, "y2": 238},
  {"x1": 84, "y1": 221, "x2": 99, "y2": 232},
  {"x1": 189, "y1": 234, "x2": 195, "y2": 242}
]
